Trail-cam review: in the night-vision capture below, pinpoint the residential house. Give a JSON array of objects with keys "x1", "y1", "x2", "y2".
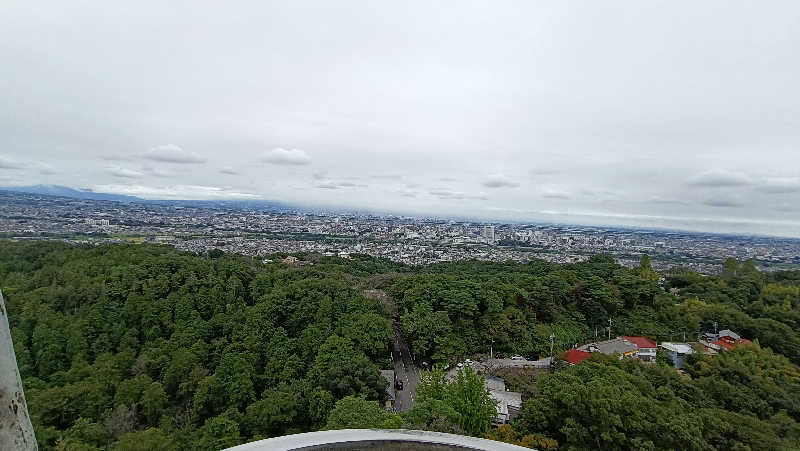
[
  {"x1": 702, "y1": 329, "x2": 751, "y2": 352},
  {"x1": 563, "y1": 349, "x2": 592, "y2": 365},
  {"x1": 718, "y1": 330, "x2": 741, "y2": 342},
  {"x1": 659, "y1": 342, "x2": 694, "y2": 369},
  {"x1": 697, "y1": 340, "x2": 721, "y2": 355},
  {"x1": 484, "y1": 375, "x2": 522, "y2": 425},
  {"x1": 713, "y1": 337, "x2": 752, "y2": 351},
  {"x1": 620, "y1": 336, "x2": 658, "y2": 362},
  {"x1": 578, "y1": 338, "x2": 638, "y2": 359}
]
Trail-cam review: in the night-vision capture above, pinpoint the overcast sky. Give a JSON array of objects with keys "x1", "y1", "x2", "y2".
[{"x1": 1, "y1": 1, "x2": 800, "y2": 237}]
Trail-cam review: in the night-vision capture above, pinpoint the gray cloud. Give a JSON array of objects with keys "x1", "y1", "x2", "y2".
[
  {"x1": 140, "y1": 164, "x2": 173, "y2": 178},
  {"x1": 262, "y1": 148, "x2": 311, "y2": 166},
  {"x1": 687, "y1": 169, "x2": 751, "y2": 188},
  {"x1": 94, "y1": 183, "x2": 258, "y2": 200},
  {"x1": 482, "y1": 174, "x2": 520, "y2": 188},
  {"x1": 0, "y1": 155, "x2": 26, "y2": 169},
  {"x1": 541, "y1": 188, "x2": 571, "y2": 200},
  {"x1": 429, "y1": 188, "x2": 488, "y2": 201},
  {"x1": 35, "y1": 163, "x2": 57, "y2": 175},
  {"x1": 530, "y1": 168, "x2": 559, "y2": 177},
  {"x1": 314, "y1": 180, "x2": 366, "y2": 190},
  {"x1": 756, "y1": 177, "x2": 800, "y2": 194},
  {"x1": 143, "y1": 145, "x2": 205, "y2": 164},
  {"x1": 0, "y1": 156, "x2": 56, "y2": 174},
  {"x1": 649, "y1": 196, "x2": 691, "y2": 205},
  {"x1": 702, "y1": 197, "x2": 746, "y2": 208},
  {"x1": 106, "y1": 166, "x2": 145, "y2": 178},
  {"x1": 2, "y1": 2, "x2": 800, "y2": 236},
  {"x1": 314, "y1": 182, "x2": 340, "y2": 190},
  {"x1": 101, "y1": 155, "x2": 133, "y2": 162}
]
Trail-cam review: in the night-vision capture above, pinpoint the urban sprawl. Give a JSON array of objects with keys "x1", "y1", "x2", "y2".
[{"x1": 2, "y1": 190, "x2": 799, "y2": 274}]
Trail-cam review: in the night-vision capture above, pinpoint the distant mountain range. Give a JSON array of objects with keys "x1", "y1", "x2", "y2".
[
  {"x1": 0, "y1": 184, "x2": 294, "y2": 211},
  {"x1": 0, "y1": 185, "x2": 143, "y2": 202}
]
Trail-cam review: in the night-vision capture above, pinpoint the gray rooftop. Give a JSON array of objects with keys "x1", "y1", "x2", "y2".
[
  {"x1": 719, "y1": 330, "x2": 741, "y2": 340},
  {"x1": 484, "y1": 375, "x2": 506, "y2": 392},
  {"x1": 578, "y1": 338, "x2": 638, "y2": 355}
]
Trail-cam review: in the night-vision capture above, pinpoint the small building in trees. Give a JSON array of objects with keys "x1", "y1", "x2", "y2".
[
  {"x1": 659, "y1": 342, "x2": 694, "y2": 369},
  {"x1": 484, "y1": 376, "x2": 522, "y2": 425}
]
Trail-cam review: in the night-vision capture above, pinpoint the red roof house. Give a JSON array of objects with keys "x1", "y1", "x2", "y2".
[
  {"x1": 620, "y1": 336, "x2": 658, "y2": 362},
  {"x1": 714, "y1": 338, "x2": 752, "y2": 351},
  {"x1": 621, "y1": 336, "x2": 657, "y2": 349},
  {"x1": 563, "y1": 349, "x2": 592, "y2": 365}
]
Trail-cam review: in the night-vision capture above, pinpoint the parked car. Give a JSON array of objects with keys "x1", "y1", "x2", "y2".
[
  {"x1": 511, "y1": 355, "x2": 525, "y2": 360},
  {"x1": 395, "y1": 379, "x2": 403, "y2": 390}
]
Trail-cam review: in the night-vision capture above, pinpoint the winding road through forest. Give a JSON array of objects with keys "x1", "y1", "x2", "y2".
[{"x1": 365, "y1": 289, "x2": 421, "y2": 412}]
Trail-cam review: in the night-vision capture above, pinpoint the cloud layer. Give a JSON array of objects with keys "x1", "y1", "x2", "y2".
[
  {"x1": 483, "y1": 174, "x2": 520, "y2": 188},
  {"x1": 143, "y1": 145, "x2": 205, "y2": 164},
  {"x1": 262, "y1": 148, "x2": 311, "y2": 166},
  {"x1": 687, "y1": 169, "x2": 751, "y2": 188},
  {"x1": 1, "y1": 2, "x2": 800, "y2": 237}
]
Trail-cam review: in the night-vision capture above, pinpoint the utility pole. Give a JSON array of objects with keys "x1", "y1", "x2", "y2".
[
  {"x1": 490, "y1": 338, "x2": 494, "y2": 360},
  {"x1": 714, "y1": 321, "x2": 718, "y2": 335},
  {"x1": 607, "y1": 318, "x2": 612, "y2": 340},
  {"x1": 549, "y1": 333, "x2": 555, "y2": 373}
]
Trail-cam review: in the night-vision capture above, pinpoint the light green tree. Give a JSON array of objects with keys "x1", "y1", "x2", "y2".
[{"x1": 324, "y1": 395, "x2": 402, "y2": 430}]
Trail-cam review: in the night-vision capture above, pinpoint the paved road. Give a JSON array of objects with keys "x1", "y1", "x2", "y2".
[
  {"x1": 392, "y1": 329, "x2": 420, "y2": 412},
  {"x1": 365, "y1": 289, "x2": 421, "y2": 412}
]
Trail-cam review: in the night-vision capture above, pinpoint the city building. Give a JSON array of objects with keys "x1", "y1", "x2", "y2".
[{"x1": 482, "y1": 225, "x2": 495, "y2": 243}]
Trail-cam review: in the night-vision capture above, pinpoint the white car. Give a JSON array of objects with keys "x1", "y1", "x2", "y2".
[{"x1": 511, "y1": 355, "x2": 525, "y2": 360}]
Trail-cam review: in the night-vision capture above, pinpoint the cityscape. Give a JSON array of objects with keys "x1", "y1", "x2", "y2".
[{"x1": 2, "y1": 189, "x2": 798, "y2": 274}]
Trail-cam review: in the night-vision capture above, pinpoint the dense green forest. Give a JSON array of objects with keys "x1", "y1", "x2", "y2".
[
  {"x1": 3, "y1": 241, "x2": 800, "y2": 450},
  {"x1": 1, "y1": 242, "x2": 396, "y2": 450}
]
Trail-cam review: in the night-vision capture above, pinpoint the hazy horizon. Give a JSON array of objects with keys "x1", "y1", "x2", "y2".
[{"x1": 2, "y1": 1, "x2": 800, "y2": 237}]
